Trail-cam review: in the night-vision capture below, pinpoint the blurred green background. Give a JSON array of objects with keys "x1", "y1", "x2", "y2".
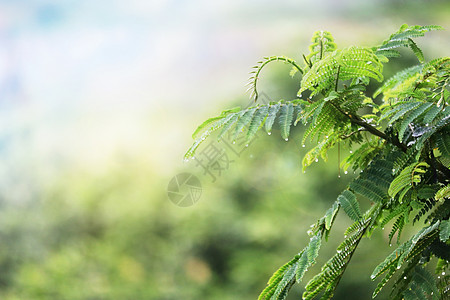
[{"x1": 0, "y1": 0, "x2": 449, "y2": 299}]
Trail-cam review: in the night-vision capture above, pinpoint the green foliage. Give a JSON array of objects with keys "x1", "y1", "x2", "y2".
[
  {"x1": 184, "y1": 101, "x2": 304, "y2": 159},
  {"x1": 388, "y1": 162, "x2": 429, "y2": 201},
  {"x1": 186, "y1": 24, "x2": 450, "y2": 299},
  {"x1": 337, "y1": 190, "x2": 361, "y2": 222},
  {"x1": 375, "y1": 24, "x2": 443, "y2": 62},
  {"x1": 258, "y1": 233, "x2": 322, "y2": 300}
]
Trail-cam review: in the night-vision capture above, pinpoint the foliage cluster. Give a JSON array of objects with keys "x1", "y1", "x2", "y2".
[{"x1": 187, "y1": 24, "x2": 450, "y2": 299}]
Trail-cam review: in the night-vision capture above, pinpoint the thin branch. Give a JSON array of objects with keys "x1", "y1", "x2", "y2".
[
  {"x1": 340, "y1": 128, "x2": 367, "y2": 140},
  {"x1": 329, "y1": 101, "x2": 408, "y2": 152}
]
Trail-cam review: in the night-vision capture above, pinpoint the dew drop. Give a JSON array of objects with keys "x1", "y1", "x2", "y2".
[
  {"x1": 337, "y1": 250, "x2": 342, "y2": 253},
  {"x1": 245, "y1": 144, "x2": 249, "y2": 147},
  {"x1": 438, "y1": 276, "x2": 441, "y2": 279},
  {"x1": 344, "y1": 171, "x2": 348, "y2": 174},
  {"x1": 404, "y1": 276, "x2": 407, "y2": 280},
  {"x1": 371, "y1": 275, "x2": 375, "y2": 280},
  {"x1": 382, "y1": 227, "x2": 385, "y2": 230},
  {"x1": 397, "y1": 266, "x2": 401, "y2": 269},
  {"x1": 442, "y1": 272, "x2": 446, "y2": 276},
  {"x1": 201, "y1": 137, "x2": 205, "y2": 140},
  {"x1": 338, "y1": 175, "x2": 341, "y2": 178},
  {"x1": 232, "y1": 141, "x2": 236, "y2": 144},
  {"x1": 390, "y1": 244, "x2": 392, "y2": 247},
  {"x1": 302, "y1": 144, "x2": 306, "y2": 148},
  {"x1": 367, "y1": 61, "x2": 372, "y2": 65},
  {"x1": 349, "y1": 150, "x2": 353, "y2": 153},
  {"x1": 285, "y1": 138, "x2": 289, "y2": 142},
  {"x1": 192, "y1": 157, "x2": 196, "y2": 160},
  {"x1": 315, "y1": 158, "x2": 319, "y2": 162},
  {"x1": 268, "y1": 132, "x2": 272, "y2": 135}
]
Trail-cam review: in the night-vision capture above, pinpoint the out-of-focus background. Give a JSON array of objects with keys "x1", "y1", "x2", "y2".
[{"x1": 0, "y1": 0, "x2": 448, "y2": 299}]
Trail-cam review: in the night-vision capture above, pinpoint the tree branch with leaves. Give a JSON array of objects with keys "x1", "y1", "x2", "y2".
[{"x1": 186, "y1": 24, "x2": 449, "y2": 299}]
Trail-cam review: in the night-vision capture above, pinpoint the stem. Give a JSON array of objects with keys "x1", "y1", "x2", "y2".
[
  {"x1": 329, "y1": 102, "x2": 408, "y2": 152},
  {"x1": 251, "y1": 56, "x2": 304, "y2": 101},
  {"x1": 320, "y1": 39, "x2": 323, "y2": 60},
  {"x1": 338, "y1": 142, "x2": 341, "y2": 178},
  {"x1": 332, "y1": 203, "x2": 382, "y2": 291},
  {"x1": 335, "y1": 65, "x2": 340, "y2": 92}
]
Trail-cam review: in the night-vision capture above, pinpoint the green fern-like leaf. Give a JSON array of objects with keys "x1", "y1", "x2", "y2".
[
  {"x1": 389, "y1": 213, "x2": 408, "y2": 244},
  {"x1": 376, "y1": 24, "x2": 443, "y2": 62},
  {"x1": 337, "y1": 190, "x2": 362, "y2": 221},
  {"x1": 191, "y1": 107, "x2": 240, "y2": 139},
  {"x1": 397, "y1": 102, "x2": 433, "y2": 142},
  {"x1": 374, "y1": 65, "x2": 422, "y2": 99},
  {"x1": 439, "y1": 220, "x2": 450, "y2": 242},
  {"x1": 258, "y1": 233, "x2": 323, "y2": 300},
  {"x1": 435, "y1": 185, "x2": 450, "y2": 202},
  {"x1": 434, "y1": 131, "x2": 450, "y2": 158},
  {"x1": 337, "y1": 46, "x2": 384, "y2": 82},
  {"x1": 324, "y1": 201, "x2": 340, "y2": 232},
  {"x1": 296, "y1": 233, "x2": 322, "y2": 282},
  {"x1": 186, "y1": 101, "x2": 306, "y2": 158},
  {"x1": 380, "y1": 101, "x2": 422, "y2": 124},
  {"x1": 279, "y1": 103, "x2": 294, "y2": 141},
  {"x1": 408, "y1": 39, "x2": 424, "y2": 63},
  {"x1": 185, "y1": 108, "x2": 242, "y2": 159},
  {"x1": 372, "y1": 265, "x2": 396, "y2": 298},
  {"x1": 258, "y1": 255, "x2": 300, "y2": 300},
  {"x1": 246, "y1": 106, "x2": 268, "y2": 143},
  {"x1": 388, "y1": 162, "x2": 429, "y2": 200},
  {"x1": 233, "y1": 107, "x2": 258, "y2": 141},
  {"x1": 371, "y1": 222, "x2": 440, "y2": 284},
  {"x1": 341, "y1": 141, "x2": 382, "y2": 171},
  {"x1": 299, "y1": 54, "x2": 339, "y2": 97},
  {"x1": 299, "y1": 47, "x2": 383, "y2": 97},
  {"x1": 422, "y1": 105, "x2": 442, "y2": 125},
  {"x1": 265, "y1": 103, "x2": 281, "y2": 134},
  {"x1": 305, "y1": 30, "x2": 337, "y2": 65},
  {"x1": 401, "y1": 267, "x2": 439, "y2": 300},
  {"x1": 303, "y1": 217, "x2": 372, "y2": 300}
]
